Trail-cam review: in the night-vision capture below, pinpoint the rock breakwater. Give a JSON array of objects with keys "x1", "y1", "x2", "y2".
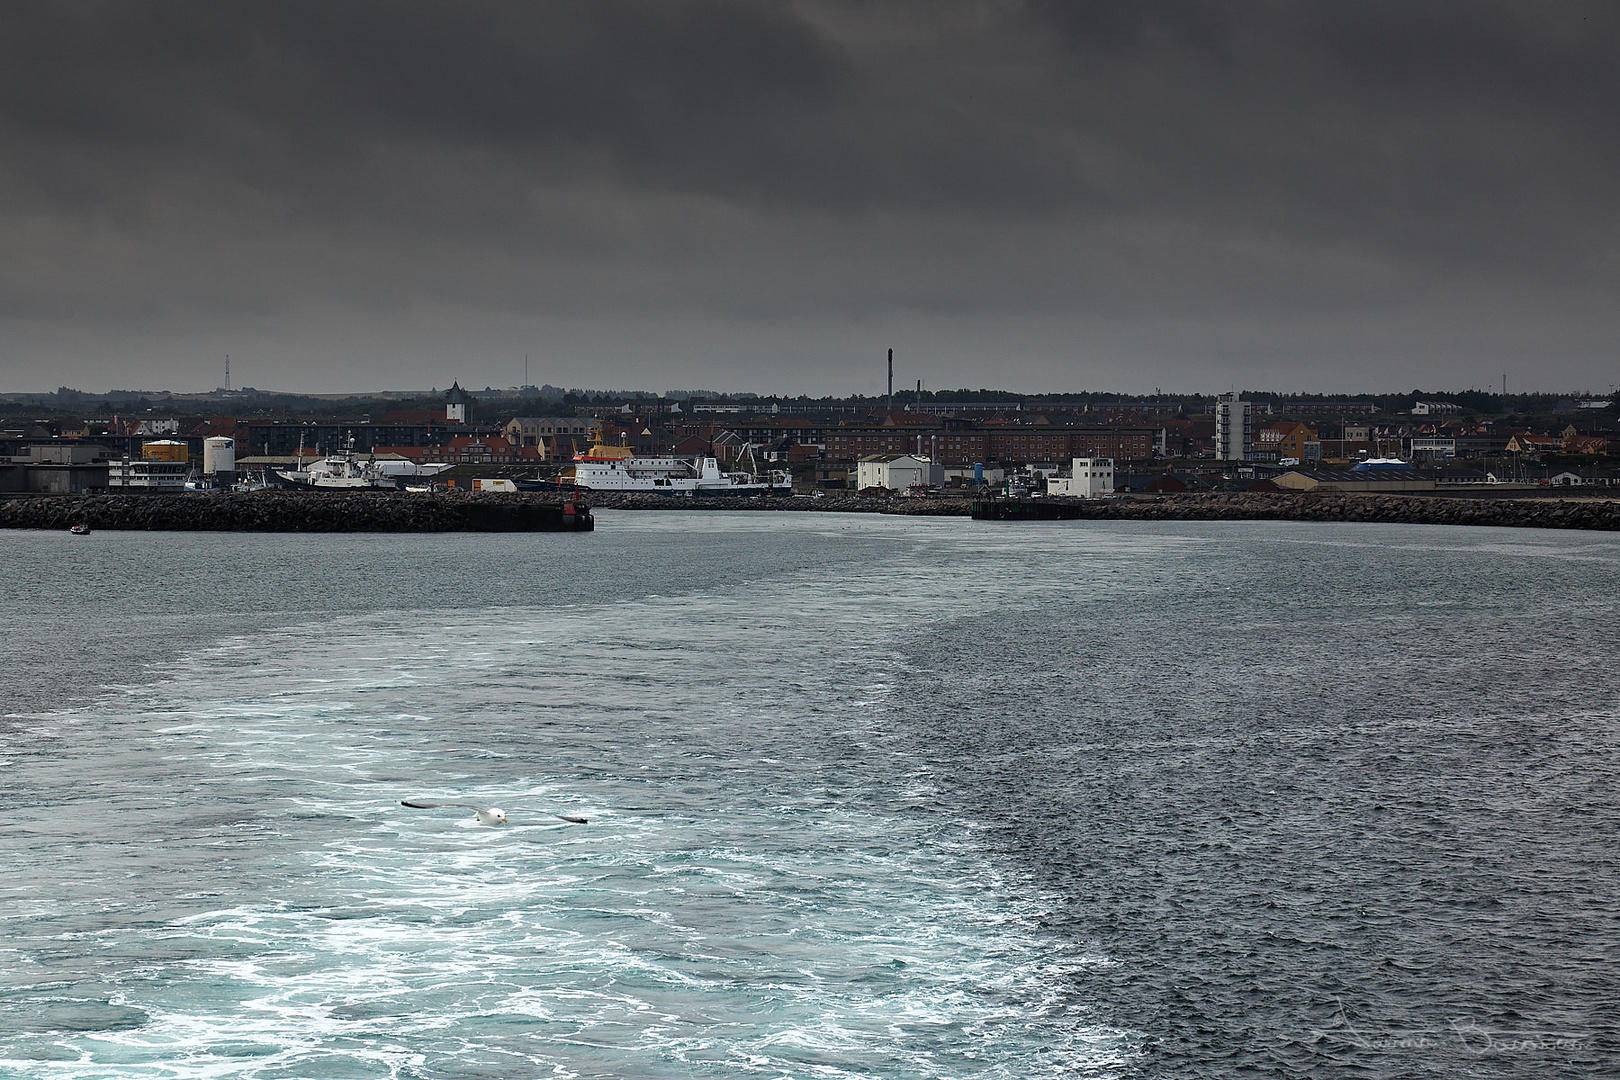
[
  {"x1": 1016, "y1": 492, "x2": 1620, "y2": 531},
  {"x1": 0, "y1": 491, "x2": 593, "y2": 532},
  {"x1": 585, "y1": 490, "x2": 1620, "y2": 531},
  {"x1": 8, "y1": 490, "x2": 1617, "y2": 533}
]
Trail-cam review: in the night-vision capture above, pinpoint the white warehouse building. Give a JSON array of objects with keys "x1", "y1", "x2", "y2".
[
  {"x1": 1046, "y1": 458, "x2": 1115, "y2": 497},
  {"x1": 855, "y1": 454, "x2": 944, "y2": 492}
]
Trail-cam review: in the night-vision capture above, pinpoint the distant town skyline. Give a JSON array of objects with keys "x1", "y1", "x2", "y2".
[
  {"x1": 3, "y1": 2, "x2": 1619, "y2": 396},
  {"x1": 6, "y1": 381, "x2": 1613, "y2": 406}
]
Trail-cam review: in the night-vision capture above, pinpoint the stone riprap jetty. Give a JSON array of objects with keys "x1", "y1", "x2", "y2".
[
  {"x1": 967, "y1": 491, "x2": 1620, "y2": 531},
  {"x1": 6, "y1": 489, "x2": 1620, "y2": 533},
  {"x1": 0, "y1": 491, "x2": 593, "y2": 532},
  {"x1": 586, "y1": 489, "x2": 1620, "y2": 531}
]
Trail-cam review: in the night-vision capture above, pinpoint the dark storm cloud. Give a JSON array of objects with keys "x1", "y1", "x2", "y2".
[
  {"x1": 0, "y1": 1, "x2": 843, "y2": 215},
  {"x1": 2, "y1": 0, "x2": 1618, "y2": 391},
  {"x1": 1024, "y1": 0, "x2": 1620, "y2": 270}
]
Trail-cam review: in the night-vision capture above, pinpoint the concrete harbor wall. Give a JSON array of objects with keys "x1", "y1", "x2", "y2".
[{"x1": 0, "y1": 491, "x2": 593, "y2": 532}]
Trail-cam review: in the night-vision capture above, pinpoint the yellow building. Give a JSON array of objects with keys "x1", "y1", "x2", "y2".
[
  {"x1": 1274, "y1": 422, "x2": 1319, "y2": 463},
  {"x1": 142, "y1": 439, "x2": 188, "y2": 462}
]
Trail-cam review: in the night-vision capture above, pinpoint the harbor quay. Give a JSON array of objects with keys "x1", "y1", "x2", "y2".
[
  {"x1": 550, "y1": 489, "x2": 1620, "y2": 532},
  {"x1": 8, "y1": 488, "x2": 1620, "y2": 533},
  {"x1": 0, "y1": 490, "x2": 592, "y2": 532}
]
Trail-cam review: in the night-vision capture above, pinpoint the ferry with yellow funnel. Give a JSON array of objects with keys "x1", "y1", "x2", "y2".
[{"x1": 567, "y1": 443, "x2": 791, "y2": 495}]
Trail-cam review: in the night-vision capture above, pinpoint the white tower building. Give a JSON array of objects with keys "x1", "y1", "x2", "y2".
[
  {"x1": 203, "y1": 436, "x2": 237, "y2": 486},
  {"x1": 1214, "y1": 393, "x2": 1251, "y2": 461}
]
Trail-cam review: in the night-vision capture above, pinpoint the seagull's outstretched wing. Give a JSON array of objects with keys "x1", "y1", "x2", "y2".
[
  {"x1": 508, "y1": 808, "x2": 589, "y2": 824},
  {"x1": 401, "y1": 799, "x2": 587, "y2": 824}
]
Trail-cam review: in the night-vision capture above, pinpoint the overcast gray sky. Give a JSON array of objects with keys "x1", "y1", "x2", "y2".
[{"x1": 2, "y1": 0, "x2": 1617, "y2": 396}]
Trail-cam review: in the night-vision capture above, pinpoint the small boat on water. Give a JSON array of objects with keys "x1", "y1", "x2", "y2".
[{"x1": 70, "y1": 523, "x2": 91, "y2": 535}]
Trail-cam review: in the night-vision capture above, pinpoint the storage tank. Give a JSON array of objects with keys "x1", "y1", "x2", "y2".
[
  {"x1": 142, "y1": 439, "x2": 188, "y2": 462},
  {"x1": 203, "y1": 436, "x2": 236, "y2": 486}
]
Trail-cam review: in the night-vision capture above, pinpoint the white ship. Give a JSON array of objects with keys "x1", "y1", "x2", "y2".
[
  {"x1": 275, "y1": 437, "x2": 452, "y2": 490},
  {"x1": 569, "y1": 444, "x2": 791, "y2": 494}
]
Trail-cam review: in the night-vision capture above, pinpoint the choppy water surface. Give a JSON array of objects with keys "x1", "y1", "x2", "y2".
[{"x1": 2, "y1": 513, "x2": 1617, "y2": 1078}]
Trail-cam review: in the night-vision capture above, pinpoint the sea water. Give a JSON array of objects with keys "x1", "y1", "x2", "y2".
[{"x1": 1, "y1": 512, "x2": 1617, "y2": 1078}]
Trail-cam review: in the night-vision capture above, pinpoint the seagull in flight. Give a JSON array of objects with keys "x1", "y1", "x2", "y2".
[{"x1": 401, "y1": 800, "x2": 588, "y2": 826}]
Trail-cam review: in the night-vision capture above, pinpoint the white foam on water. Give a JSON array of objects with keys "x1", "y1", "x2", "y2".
[{"x1": 2, "y1": 519, "x2": 1157, "y2": 1078}]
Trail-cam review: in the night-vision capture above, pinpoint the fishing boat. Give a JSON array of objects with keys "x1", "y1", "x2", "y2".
[
  {"x1": 70, "y1": 523, "x2": 91, "y2": 535},
  {"x1": 567, "y1": 444, "x2": 791, "y2": 494},
  {"x1": 274, "y1": 436, "x2": 451, "y2": 490}
]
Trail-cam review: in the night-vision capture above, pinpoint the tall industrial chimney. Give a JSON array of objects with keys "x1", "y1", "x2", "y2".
[{"x1": 887, "y1": 348, "x2": 893, "y2": 410}]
